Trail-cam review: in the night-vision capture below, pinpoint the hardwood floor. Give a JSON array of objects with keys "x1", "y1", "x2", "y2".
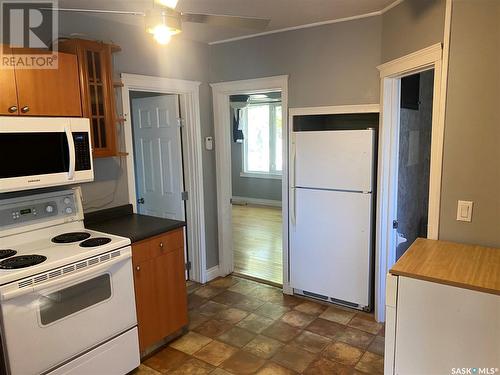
[{"x1": 232, "y1": 205, "x2": 283, "y2": 285}]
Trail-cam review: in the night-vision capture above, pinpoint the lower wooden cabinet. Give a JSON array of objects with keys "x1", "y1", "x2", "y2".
[{"x1": 131, "y1": 228, "x2": 188, "y2": 352}]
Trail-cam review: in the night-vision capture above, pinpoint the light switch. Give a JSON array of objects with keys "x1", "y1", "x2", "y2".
[
  {"x1": 456, "y1": 200, "x2": 473, "y2": 222},
  {"x1": 205, "y1": 136, "x2": 214, "y2": 150}
]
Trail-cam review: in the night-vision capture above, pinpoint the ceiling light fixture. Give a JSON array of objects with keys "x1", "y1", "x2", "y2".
[
  {"x1": 156, "y1": 0, "x2": 178, "y2": 10},
  {"x1": 152, "y1": 24, "x2": 172, "y2": 44},
  {"x1": 146, "y1": 8, "x2": 182, "y2": 45}
]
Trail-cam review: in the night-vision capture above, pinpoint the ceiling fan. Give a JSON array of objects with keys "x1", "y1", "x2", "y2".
[{"x1": 50, "y1": 0, "x2": 271, "y2": 44}]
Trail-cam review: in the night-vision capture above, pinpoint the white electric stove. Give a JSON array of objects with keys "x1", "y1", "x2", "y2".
[{"x1": 0, "y1": 187, "x2": 140, "y2": 375}]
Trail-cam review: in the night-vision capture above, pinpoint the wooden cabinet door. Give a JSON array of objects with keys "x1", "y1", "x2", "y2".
[
  {"x1": 14, "y1": 51, "x2": 82, "y2": 116},
  {"x1": 155, "y1": 247, "x2": 189, "y2": 336},
  {"x1": 132, "y1": 258, "x2": 160, "y2": 352},
  {"x1": 0, "y1": 46, "x2": 19, "y2": 115},
  {"x1": 132, "y1": 230, "x2": 188, "y2": 353},
  {"x1": 80, "y1": 42, "x2": 117, "y2": 157},
  {"x1": 59, "y1": 39, "x2": 117, "y2": 157}
]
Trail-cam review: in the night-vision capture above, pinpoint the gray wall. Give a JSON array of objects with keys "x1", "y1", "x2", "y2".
[
  {"x1": 231, "y1": 141, "x2": 282, "y2": 201},
  {"x1": 209, "y1": 16, "x2": 382, "y2": 107},
  {"x1": 381, "y1": 0, "x2": 446, "y2": 63},
  {"x1": 58, "y1": 14, "x2": 220, "y2": 268},
  {"x1": 439, "y1": 0, "x2": 500, "y2": 247}
]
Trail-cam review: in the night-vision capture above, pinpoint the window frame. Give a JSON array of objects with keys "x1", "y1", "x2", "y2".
[{"x1": 241, "y1": 102, "x2": 283, "y2": 179}]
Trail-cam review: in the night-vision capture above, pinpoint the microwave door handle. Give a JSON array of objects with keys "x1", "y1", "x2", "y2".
[
  {"x1": 0, "y1": 252, "x2": 131, "y2": 301},
  {"x1": 65, "y1": 125, "x2": 76, "y2": 180}
]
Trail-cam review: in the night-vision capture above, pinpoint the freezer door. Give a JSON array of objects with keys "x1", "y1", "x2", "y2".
[
  {"x1": 293, "y1": 129, "x2": 374, "y2": 192},
  {"x1": 290, "y1": 188, "x2": 372, "y2": 307}
]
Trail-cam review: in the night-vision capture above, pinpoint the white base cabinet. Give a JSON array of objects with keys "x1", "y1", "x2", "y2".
[{"x1": 385, "y1": 275, "x2": 500, "y2": 375}]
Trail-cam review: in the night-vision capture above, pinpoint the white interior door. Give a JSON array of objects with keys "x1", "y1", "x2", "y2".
[
  {"x1": 132, "y1": 94, "x2": 185, "y2": 221},
  {"x1": 290, "y1": 188, "x2": 372, "y2": 308}
]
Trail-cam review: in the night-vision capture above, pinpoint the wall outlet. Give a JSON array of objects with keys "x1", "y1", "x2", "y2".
[{"x1": 456, "y1": 200, "x2": 473, "y2": 222}]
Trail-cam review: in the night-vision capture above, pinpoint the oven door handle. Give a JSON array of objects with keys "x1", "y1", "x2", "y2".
[
  {"x1": 0, "y1": 252, "x2": 131, "y2": 301},
  {"x1": 65, "y1": 125, "x2": 76, "y2": 180}
]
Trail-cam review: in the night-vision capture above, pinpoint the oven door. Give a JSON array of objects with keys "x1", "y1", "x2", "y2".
[
  {"x1": 0, "y1": 117, "x2": 93, "y2": 193},
  {"x1": 0, "y1": 248, "x2": 137, "y2": 375}
]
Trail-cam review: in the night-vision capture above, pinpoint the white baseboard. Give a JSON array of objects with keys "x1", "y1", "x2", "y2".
[
  {"x1": 282, "y1": 282, "x2": 293, "y2": 295},
  {"x1": 231, "y1": 196, "x2": 282, "y2": 208},
  {"x1": 205, "y1": 265, "x2": 221, "y2": 282}
]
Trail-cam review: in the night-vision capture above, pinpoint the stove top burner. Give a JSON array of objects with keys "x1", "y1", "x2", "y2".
[
  {"x1": 79, "y1": 237, "x2": 112, "y2": 248},
  {"x1": 0, "y1": 250, "x2": 17, "y2": 259},
  {"x1": 0, "y1": 255, "x2": 47, "y2": 269},
  {"x1": 52, "y1": 232, "x2": 91, "y2": 244}
]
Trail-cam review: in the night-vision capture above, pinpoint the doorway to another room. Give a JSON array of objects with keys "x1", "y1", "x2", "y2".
[
  {"x1": 376, "y1": 43, "x2": 446, "y2": 322},
  {"x1": 395, "y1": 70, "x2": 434, "y2": 260},
  {"x1": 129, "y1": 90, "x2": 189, "y2": 278},
  {"x1": 130, "y1": 91, "x2": 186, "y2": 222},
  {"x1": 230, "y1": 92, "x2": 283, "y2": 285},
  {"x1": 121, "y1": 74, "x2": 207, "y2": 284}
]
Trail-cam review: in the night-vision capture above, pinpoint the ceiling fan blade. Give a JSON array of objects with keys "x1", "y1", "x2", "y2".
[{"x1": 181, "y1": 13, "x2": 270, "y2": 30}]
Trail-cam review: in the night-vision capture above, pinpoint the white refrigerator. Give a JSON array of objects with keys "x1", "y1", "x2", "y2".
[{"x1": 290, "y1": 129, "x2": 375, "y2": 310}]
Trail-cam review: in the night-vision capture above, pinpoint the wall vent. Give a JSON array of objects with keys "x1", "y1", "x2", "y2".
[{"x1": 12, "y1": 249, "x2": 126, "y2": 292}]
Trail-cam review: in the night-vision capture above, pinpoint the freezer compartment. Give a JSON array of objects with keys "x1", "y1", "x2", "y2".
[
  {"x1": 290, "y1": 188, "x2": 372, "y2": 308},
  {"x1": 293, "y1": 129, "x2": 374, "y2": 192}
]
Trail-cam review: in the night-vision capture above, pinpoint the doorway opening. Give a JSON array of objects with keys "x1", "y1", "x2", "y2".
[
  {"x1": 130, "y1": 91, "x2": 186, "y2": 221},
  {"x1": 395, "y1": 70, "x2": 434, "y2": 260},
  {"x1": 120, "y1": 74, "x2": 207, "y2": 284},
  {"x1": 211, "y1": 75, "x2": 289, "y2": 291},
  {"x1": 375, "y1": 43, "x2": 446, "y2": 322},
  {"x1": 129, "y1": 90, "x2": 188, "y2": 278},
  {"x1": 230, "y1": 92, "x2": 283, "y2": 286}
]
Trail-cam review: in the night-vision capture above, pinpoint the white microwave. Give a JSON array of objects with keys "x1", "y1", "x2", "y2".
[{"x1": 0, "y1": 117, "x2": 94, "y2": 193}]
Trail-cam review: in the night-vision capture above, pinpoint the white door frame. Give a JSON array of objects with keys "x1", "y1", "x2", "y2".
[
  {"x1": 210, "y1": 75, "x2": 290, "y2": 292},
  {"x1": 121, "y1": 73, "x2": 207, "y2": 283},
  {"x1": 375, "y1": 43, "x2": 448, "y2": 321}
]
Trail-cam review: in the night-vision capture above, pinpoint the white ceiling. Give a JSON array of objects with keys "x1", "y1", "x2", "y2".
[{"x1": 58, "y1": 0, "x2": 397, "y2": 44}]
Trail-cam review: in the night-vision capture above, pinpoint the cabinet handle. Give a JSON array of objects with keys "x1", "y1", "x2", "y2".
[
  {"x1": 21, "y1": 106, "x2": 29, "y2": 113},
  {"x1": 8, "y1": 106, "x2": 17, "y2": 113},
  {"x1": 159, "y1": 242, "x2": 164, "y2": 249},
  {"x1": 136, "y1": 266, "x2": 140, "y2": 271}
]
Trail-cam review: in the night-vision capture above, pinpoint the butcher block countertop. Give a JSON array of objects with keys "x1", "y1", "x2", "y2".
[{"x1": 390, "y1": 238, "x2": 500, "y2": 295}]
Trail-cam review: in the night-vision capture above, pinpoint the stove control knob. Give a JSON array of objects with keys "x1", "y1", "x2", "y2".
[
  {"x1": 45, "y1": 205, "x2": 54, "y2": 213},
  {"x1": 63, "y1": 197, "x2": 71, "y2": 205},
  {"x1": 65, "y1": 207, "x2": 73, "y2": 214}
]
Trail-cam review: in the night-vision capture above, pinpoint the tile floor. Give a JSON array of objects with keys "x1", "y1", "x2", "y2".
[{"x1": 134, "y1": 276, "x2": 384, "y2": 374}]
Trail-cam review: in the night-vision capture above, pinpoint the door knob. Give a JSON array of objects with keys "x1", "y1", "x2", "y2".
[
  {"x1": 8, "y1": 105, "x2": 17, "y2": 113},
  {"x1": 137, "y1": 198, "x2": 144, "y2": 204},
  {"x1": 20, "y1": 106, "x2": 29, "y2": 113},
  {"x1": 159, "y1": 242, "x2": 164, "y2": 249},
  {"x1": 136, "y1": 266, "x2": 140, "y2": 271}
]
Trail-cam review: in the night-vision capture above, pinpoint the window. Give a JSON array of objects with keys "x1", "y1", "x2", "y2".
[{"x1": 242, "y1": 103, "x2": 282, "y2": 178}]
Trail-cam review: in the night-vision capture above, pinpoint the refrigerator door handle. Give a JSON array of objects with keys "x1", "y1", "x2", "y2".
[
  {"x1": 290, "y1": 140, "x2": 297, "y2": 225},
  {"x1": 291, "y1": 187, "x2": 296, "y2": 225}
]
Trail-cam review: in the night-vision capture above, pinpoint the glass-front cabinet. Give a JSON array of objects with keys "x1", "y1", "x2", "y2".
[{"x1": 59, "y1": 39, "x2": 120, "y2": 158}]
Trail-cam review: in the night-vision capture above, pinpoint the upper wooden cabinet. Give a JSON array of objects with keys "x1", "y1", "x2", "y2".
[
  {"x1": 59, "y1": 39, "x2": 120, "y2": 158},
  {"x1": 0, "y1": 46, "x2": 82, "y2": 116},
  {"x1": 0, "y1": 47, "x2": 19, "y2": 115}
]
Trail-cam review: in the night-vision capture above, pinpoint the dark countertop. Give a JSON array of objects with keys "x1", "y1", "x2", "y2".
[{"x1": 84, "y1": 204, "x2": 185, "y2": 243}]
